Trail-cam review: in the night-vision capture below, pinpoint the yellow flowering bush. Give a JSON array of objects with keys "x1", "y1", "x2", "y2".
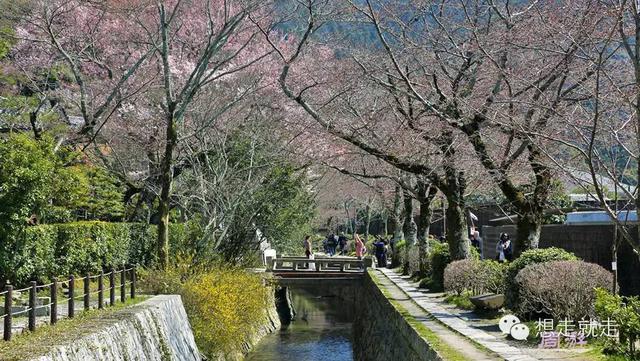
[{"x1": 139, "y1": 256, "x2": 273, "y2": 359}]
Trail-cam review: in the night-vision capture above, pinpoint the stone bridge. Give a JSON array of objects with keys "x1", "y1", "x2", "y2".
[
  {"x1": 267, "y1": 255, "x2": 371, "y2": 284},
  {"x1": 262, "y1": 255, "x2": 371, "y2": 305}
]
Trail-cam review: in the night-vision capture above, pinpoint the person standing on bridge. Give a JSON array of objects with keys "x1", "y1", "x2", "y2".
[
  {"x1": 338, "y1": 232, "x2": 348, "y2": 255},
  {"x1": 326, "y1": 234, "x2": 337, "y2": 256},
  {"x1": 355, "y1": 233, "x2": 366, "y2": 260},
  {"x1": 303, "y1": 235, "x2": 312, "y2": 258}
]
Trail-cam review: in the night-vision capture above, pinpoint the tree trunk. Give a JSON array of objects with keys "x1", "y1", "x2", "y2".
[
  {"x1": 393, "y1": 185, "x2": 404, "y2": 242},
  {"x1": 439, "y1": 131, "x2": 471, "y2": 260},
  {"x1": 513, "y1": 145, "x2": 550, "y2": 256},
  {"x1": 157, "y1": 114, "x2": 178, "y2": 270},
  {"x1": 416, "y1": 179, "x2": 437, "y2": 276},
  {"x1": 515, "y1": 210, "x2": 542, "y2": 256},
  {"x1": 364, "y1": 202, "x2": 371, "y2": 241},
  {"x1": 29, "y1": 111, "x2": 42, "y2": 140},
  {"x1": 403, "y1": 188, "x2": 417, "y2": 245},
  {"x1": 383, "y1": 209, "x2": 388, "y2": 238},
  {"x1": 445, "y1": 197, "x2": 470, "y2": 260}
]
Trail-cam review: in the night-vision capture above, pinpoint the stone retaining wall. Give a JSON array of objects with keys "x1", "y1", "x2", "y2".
[
  {"x1": 353, "y1": 274, "x2": 442, "y2": 361},
  {"x1": 30, "y1": 295, "x2": 201, "y2": 361}
]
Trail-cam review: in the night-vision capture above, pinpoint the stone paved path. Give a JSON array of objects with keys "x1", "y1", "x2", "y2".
[
  {"x1": 372, "y1": 269, "x2": 502, "y2": 361},
  {"x1": 379, "y1": 268, "x2": 540, "y2": 361}
]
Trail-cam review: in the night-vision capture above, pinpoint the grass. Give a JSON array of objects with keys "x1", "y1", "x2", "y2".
[
  {"x1": 577, "y1": 344, "x2": 632, "y2": 361},
  {"x1": 444, "y1": 292, "x2": 475, "y2": 310},
  {"x1": 369, "y1": 270, "x2": 479, "y2": 361},
  {"x1": 0, "y1": 296, "x2": 147, "y2": 361}
]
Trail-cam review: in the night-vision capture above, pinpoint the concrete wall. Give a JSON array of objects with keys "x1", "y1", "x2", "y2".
[
  {"x1": 482, "y1": 224, "x2": 640, "y2": 296},
  {"x1": 353, "y1": 275, "x2": 442, "y2": 361}
]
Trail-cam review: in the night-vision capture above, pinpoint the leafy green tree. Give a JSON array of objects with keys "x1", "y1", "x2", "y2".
[
  {"x1": 253, "y1": 165, "x2": 315, "y2": 254},
  {"x1": 81, "y1": 166, "x2": 125, "y2": 221},
  {"x1": 0, "y1": 134, "x2": 61, "y2": 227},
  {"x1": 0, "y1": 134, "x2": 71, "y2": 283}
]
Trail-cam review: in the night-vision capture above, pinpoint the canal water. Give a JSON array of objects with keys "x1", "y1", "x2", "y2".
[{"x1": 246, "y1": 289, "x2": 354, "y2": 361}]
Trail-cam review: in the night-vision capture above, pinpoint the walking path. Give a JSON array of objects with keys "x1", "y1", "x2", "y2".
[
  {"x1": 371, "y1": 269, "x2": 502, "y2": 361},
  {"x1": 377, "y1": 268, "x2": 539, "y2": 361}
]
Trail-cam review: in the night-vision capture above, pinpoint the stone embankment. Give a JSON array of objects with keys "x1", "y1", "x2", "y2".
[{"x1": 30, "y1": 295, "x2": 201, "y2": 361}]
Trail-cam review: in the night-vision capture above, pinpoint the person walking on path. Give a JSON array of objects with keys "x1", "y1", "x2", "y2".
[
  {"x1": 373, "y1": 237, "x2": 388, "y2": 268},
  {"x1": 496, "y1": 233, "x2": 513, "y2": 262},
  {"x1": 355, "y1": 233, "x2": 366, "y2": 259}
]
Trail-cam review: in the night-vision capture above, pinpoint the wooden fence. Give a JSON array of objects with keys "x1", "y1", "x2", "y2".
[{"x1": 0, "y1": 266, "x2": 137, "y2": 341}]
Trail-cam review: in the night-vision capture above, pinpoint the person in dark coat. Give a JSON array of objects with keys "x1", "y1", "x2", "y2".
[
  {"x1": 337, "y1": 233, "x2": 348, "y2": 255},
  {"x1": 373, "y1": 238, "x2": 388, "y2": 268},
  {"x1": 326, "y1": 234, "x2": 337, "y2": 256},
  {"x1": 496, "y1": 233, "x2": 513, "y2": 262}
]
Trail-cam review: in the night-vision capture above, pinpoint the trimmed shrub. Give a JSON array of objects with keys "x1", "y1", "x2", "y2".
[
  {"x1": 505, "y1": 247, "x2": 578, "y2": 310},
  {"x1": 55, "y1": 222, "x2": 132, "y2": 276},
  {"x1": 480, "y1": 260, "x2": 506, "y2": 294},
  {"x1": 444, "y1": 259, "x2": 505, "y2": 295},
  {"x1": 392, "y1": 239, "x2": 406, "y2": 268},
  {"x1": 444, "y1": 259, "x2": 477, "y2": 295},
  {"x1": 127, "y1": 222, "x2": 157, "y2": 267},
  {"x1": 595, "y1": 288, "x2": 640, "y2": 357},
  {"x1": 423, "y1": 242, "x2": 451, "y2": 291},
  {"x1": 12, "y1": 225, "x2": 58, "y2": 285},
  {"x1": 514, "y1": 260, "x2": 613, "y2": 320},
  {"x1": 3, "y1": 221, "x2": 196, "y2": 286}
]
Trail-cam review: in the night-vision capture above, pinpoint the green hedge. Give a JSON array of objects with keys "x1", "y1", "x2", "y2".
[{"x1": 3, "y1": 221, "x2": 197, "y2": 286}]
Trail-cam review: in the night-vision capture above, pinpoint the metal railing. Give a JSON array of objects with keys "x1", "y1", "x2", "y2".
[{"x1": 1, "y1": 266, "x2": 137, "y2": 341}]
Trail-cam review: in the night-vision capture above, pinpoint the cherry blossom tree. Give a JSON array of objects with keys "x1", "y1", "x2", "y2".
[
  {"x1": 346, "y1": 0, "x2": 607, "y2": 255},
  {"x1": 536, "y1": 1, "x2": 640, "y2": 269},
  {"x1": 7, "y1": 0, "x2": 155, "y2": 140},
  {"x1": 254, "y1": 0, "x2": 480, "y2": 259}
]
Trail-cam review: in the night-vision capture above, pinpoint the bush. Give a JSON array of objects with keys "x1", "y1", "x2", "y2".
[
  {"x1": 514, "y1": 260, "x2": 613, "y2": 320},
  {"x1": 595, "y1": 288, "x2": 640, "y2": 357},
  {"x1": 2, "y1": 221, "x2": 196, "y2": 286},
  {"x1": 407, "y1": 244, "x2": 421, "y2": 276},
  {"x1": 55, "y1": 222, "x2": 130, "y2": 276},
  {"x1": 424, "y1": 242, "x2": 451, "y2": 291},
  {"x1": 505, "y1": 247, "x2": 578, "y2": 310},
  {"x1": 10, "y1": 225, "x2": 58, "y2": 285},
  {"x1": 139, "y1": 260, "x2": 275, "y2": 359},
  {"x1": 445, "y1": 291, "x2": 475, "y2": 310},
  {"x1": 392, "y1": 239, "x2": 407, "y2": 268},
  {"x1": 444, "y1": 259, "x2": 505, "y2": 296}
]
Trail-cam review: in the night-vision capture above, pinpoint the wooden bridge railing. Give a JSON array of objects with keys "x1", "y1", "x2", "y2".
[
  {"x1": 1, "y1": 266, "x2": 137, "y2": 341},
  {"x1": 268, "y1": 256, "x2": 370, "y2": 272}
]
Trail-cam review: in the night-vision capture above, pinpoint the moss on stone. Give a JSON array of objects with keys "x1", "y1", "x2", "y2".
[
  {"x1": 368, "y1": 270, "x2": 480, "y2": 361},
  {"x1": 0, "y1": 297, "x2": 146, "y2": 361}
]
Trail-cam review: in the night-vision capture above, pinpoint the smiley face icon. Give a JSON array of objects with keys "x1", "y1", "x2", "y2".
[
  {"x1": 499, "y1": 315, "x2": 521, "y2": 334},
  {"x1": 510, "y1": 323, "x2": 530, "y2": 341}
]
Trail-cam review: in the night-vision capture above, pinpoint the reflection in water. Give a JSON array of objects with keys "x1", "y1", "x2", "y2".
[{"x1": 246, "y1": 289, "x2": 354, "y2": 361}]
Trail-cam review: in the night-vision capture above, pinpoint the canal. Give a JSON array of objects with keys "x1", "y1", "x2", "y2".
[{"x1": 246, "y1": 288, "x2": 354, "y2": 361}]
